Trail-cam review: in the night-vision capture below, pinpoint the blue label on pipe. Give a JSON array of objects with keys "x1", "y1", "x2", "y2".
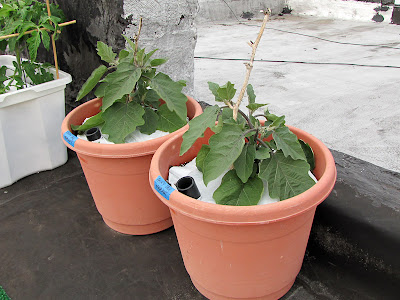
[
  {"x1": 154, "y1": 176, "x2": 175, "y2": 200},
  {"x1": 63, "y1": 130, "x2": 78, "y2": 147}
]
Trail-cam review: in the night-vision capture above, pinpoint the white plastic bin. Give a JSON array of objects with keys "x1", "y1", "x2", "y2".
[{"x1": 0, "y1": 55, "x2": 72, "y2": 188}]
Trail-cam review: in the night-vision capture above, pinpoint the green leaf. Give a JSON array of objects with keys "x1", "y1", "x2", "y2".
[
  {"x1": 203, "y1": 124, "x2": 245, "y2": 185},
  {"x1": 76, "y1": 65, "x2": 108, "y2": 101},
  {"x1": 101, "y1": 101, "x2": 145, "y2": 144},
  {"x1": 196, "y1": 144, "x2": 210, "y2": 172},
  {"x1": 300, "y1": 140, "x2": 315, "y2": 170},
  {"x1": 26, "y1": 30, "x2": 40, "y2": 61},
  {"x1": 217, "y1": 81, "x2": 236, "y2": 101},
  {"x1": 144, "y1": 49, "x2": 158, "y2": 65},
  {"x1": 272, "y1": 126, "x2": 306, "y2": 161},
  {"x1": 137, "y1": 107, "x2": 159, "y2": 135},
  {"x1": 102, "y1": 65, "x2": 141, "y2": 111},
  {"x1": 94, "y1": 82, "x2": 108, "y2": 98},
  {"x1": 208, "y1": 81, "x2": 223, "y2": 102},
  {"x1": 213, "y1": 170, "x2": 264, "y2": 206},
  {"x1": 180, "y1": 105, "x2": 220, "y2": 155},
  {"x1": 157, "y1": 104, "x2": 187, "y2": 133},
  {"x1": 150, "y1": 58, "x2": 168, "y2": 67},
  {"x1": 136, "y1": 48, "x2": 146, "y2": 66},
  {"x1": 268, "y1": 115, "x2": 286, "y2": 129},
  {"x1": 118, "y1": 49, "x2": 130, "y2": 61},
  {"x1": 97, "y1": 41, "x2": 117, "y2": 64},
  {"x1": 70, "y1": 112, "x2": 104, "y2": 132},
  {"x1": 255, "y1": 147, "x2": 271, "y2": 160},
  {"x1": 122, "y1": 34, "x2": 136, "y2": 51},
  {"x1": 221, "y1": 108, "x2": 246, "y2": 125},
  {"x1": 144, "y1": 89, "x2": 161, "y2": 107},
  {"x1": 247, "y1": 84, "x2": 256, "y2": 104},
  {"x1": 233, "y1": 143, "x2": 256, "y2": 183},
  {"x1": 149, "y1": 72, "x2": 187, "y2": 121},
  {"x1": 177, "y1": 80, "x2": 186, "y2": 87},
  {"x1": 246, "y1": 103, "x2": 267, "y2": 111},
  {"x1": 259, "y1": 151, "x2": 315, "y2": 200},
  {"x1": 40, "y1": 30, "x2": 50, "y2": 51}
]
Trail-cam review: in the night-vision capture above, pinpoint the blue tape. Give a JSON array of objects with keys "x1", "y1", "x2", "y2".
[
  {"x1": 154, "y1": 176, "x2": 175, "y2": 200},
  {"x1": 63, "y1": 130, "x2": 78, "y2": 147}
]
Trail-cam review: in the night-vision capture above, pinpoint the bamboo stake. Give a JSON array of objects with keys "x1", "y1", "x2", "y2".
[
  {"x1": 0, "y1": 20, "x2": 76, "y2": 41},
  {"x1": 46, "y1": 0, "x2": 59, "y2": 79},
  {"x1": 233, "y1": 10, "x2": 270, "y2": 121}
]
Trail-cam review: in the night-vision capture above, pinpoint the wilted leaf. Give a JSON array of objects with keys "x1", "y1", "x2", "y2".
[{"x1": 213, "y1": 170, "x2": 263, "y2": 206}]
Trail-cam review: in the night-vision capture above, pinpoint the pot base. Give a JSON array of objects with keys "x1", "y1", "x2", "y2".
[
  {"x1": 103, "y1": 217, "x2": 173, "y2": 235},
  {"x1": 192, "y1": 278, "x2": 295, "y2": 300}
]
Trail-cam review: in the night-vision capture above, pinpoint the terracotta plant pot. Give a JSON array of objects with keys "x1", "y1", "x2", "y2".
[
  {"x1": 61, "y1": 96, "x2": 202, "y2": 235},
  {"x1": 149, "y1": 126, "x2": 337, "y2": 299}
]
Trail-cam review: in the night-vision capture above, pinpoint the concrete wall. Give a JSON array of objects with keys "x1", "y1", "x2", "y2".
[
  {"x1": 196, "y1": 0, "x2": 286, "y2": 22},
  {"x1": 44, "y1": 0, "x2": 198, "y2": 113}
]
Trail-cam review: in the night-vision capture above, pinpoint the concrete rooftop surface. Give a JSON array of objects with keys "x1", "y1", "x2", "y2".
[
  {"x1": 194, "y1": 14, "x2": 400, "y2": 173},
  {"x1": 1, "y1": 14, "x2": 399, "y2": 300}
]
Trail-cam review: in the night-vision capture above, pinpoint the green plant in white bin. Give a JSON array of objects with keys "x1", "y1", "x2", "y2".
[
  {"x1": 180, "y1": 11, "x2": 316, "y2": 205},
  {"x1": 73, "y1": 18, "x2": 189, "y2": 144},
  {"x1": 0, "y1": 0, "x2": 67, "y2": 93}
]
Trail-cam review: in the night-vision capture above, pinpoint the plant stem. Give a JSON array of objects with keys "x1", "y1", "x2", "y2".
[
  {"x1": 221, "y1": 106, "x2": 254, "y2": 129},
  {"x1": 232, "y1": 10, "x2": 270, "y2": 121},
  {"x1": 46, "y1": 0, "x2": 59, "y2": 79},
  {"x1": 133, "y1": 17, "x2": 143, "y2": 66}
]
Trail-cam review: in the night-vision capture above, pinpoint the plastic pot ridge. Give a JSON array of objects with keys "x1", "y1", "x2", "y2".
[
  {"x1": 61, "y1": 96, "x2": 202, "y2": 235},
  {"x1": 149, "y1": 125, "x2": 337, "y2": 299}
]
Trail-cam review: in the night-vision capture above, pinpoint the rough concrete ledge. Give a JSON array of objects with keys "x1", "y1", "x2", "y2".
[
  {"x1": 306, "y1": 149, "x2": 400, "y2": 299},
  {"x1": 0, "y1": 149, "x2": 399, "y2": 299}
]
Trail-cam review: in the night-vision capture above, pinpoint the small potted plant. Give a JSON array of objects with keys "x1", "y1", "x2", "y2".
[
  {"x1": 61, "y1": 18, "x2": 202, "y2": 235},
  {"x1": 0, "y1": 0, "x2": 74, "y2": 188},
  {"x1": 149, "y1": 11, "x2": 337, "y2": 299}
]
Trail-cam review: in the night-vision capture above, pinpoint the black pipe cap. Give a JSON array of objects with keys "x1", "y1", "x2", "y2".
[
  {"x1": 176, "y1": 176, "x2": 201, "y2": 199},
  {"x1": 85, "y1": 127, "x2": 101, "y2": 141}
]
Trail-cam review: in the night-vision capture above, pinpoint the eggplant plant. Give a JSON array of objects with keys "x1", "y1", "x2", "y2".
[
  {"x1": 0, "y1": 0, "x2": 65, "y2": 94},
  {"x1": 73, "y1": 19, "x2": 188, "y2": 144},
  {"x1": 179, "y1": 11, "x2": 316, "y2": 205}
]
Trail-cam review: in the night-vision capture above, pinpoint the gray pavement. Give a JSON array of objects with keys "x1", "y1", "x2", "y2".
[{"x1": 194, "y1": 14, "x2": 400, "y2": 172}]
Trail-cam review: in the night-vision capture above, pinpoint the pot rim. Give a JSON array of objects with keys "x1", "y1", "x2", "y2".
[
  {"x1": 61, "y1": 96, "x2": 202, "y2": 158},
  {"x1": 150, "y1": 125, "x2": 337, "y2": 225}
]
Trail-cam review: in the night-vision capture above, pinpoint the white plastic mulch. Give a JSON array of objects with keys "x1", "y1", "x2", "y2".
[{"x1": 168, "y1": 158, "x2": 318, "y2": 205}]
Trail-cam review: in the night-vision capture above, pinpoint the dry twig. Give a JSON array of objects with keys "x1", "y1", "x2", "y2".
[{"x1": 233, "y1": 9, "x2": 270, "y2": 120}]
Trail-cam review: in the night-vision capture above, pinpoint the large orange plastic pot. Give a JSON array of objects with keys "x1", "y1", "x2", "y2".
[
  {"x1": 149, "y1": 125, "x2": 337, "y2": 299},
  {"x1": 61, "y1": 96, "x2": 202, "y2": 235}
]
